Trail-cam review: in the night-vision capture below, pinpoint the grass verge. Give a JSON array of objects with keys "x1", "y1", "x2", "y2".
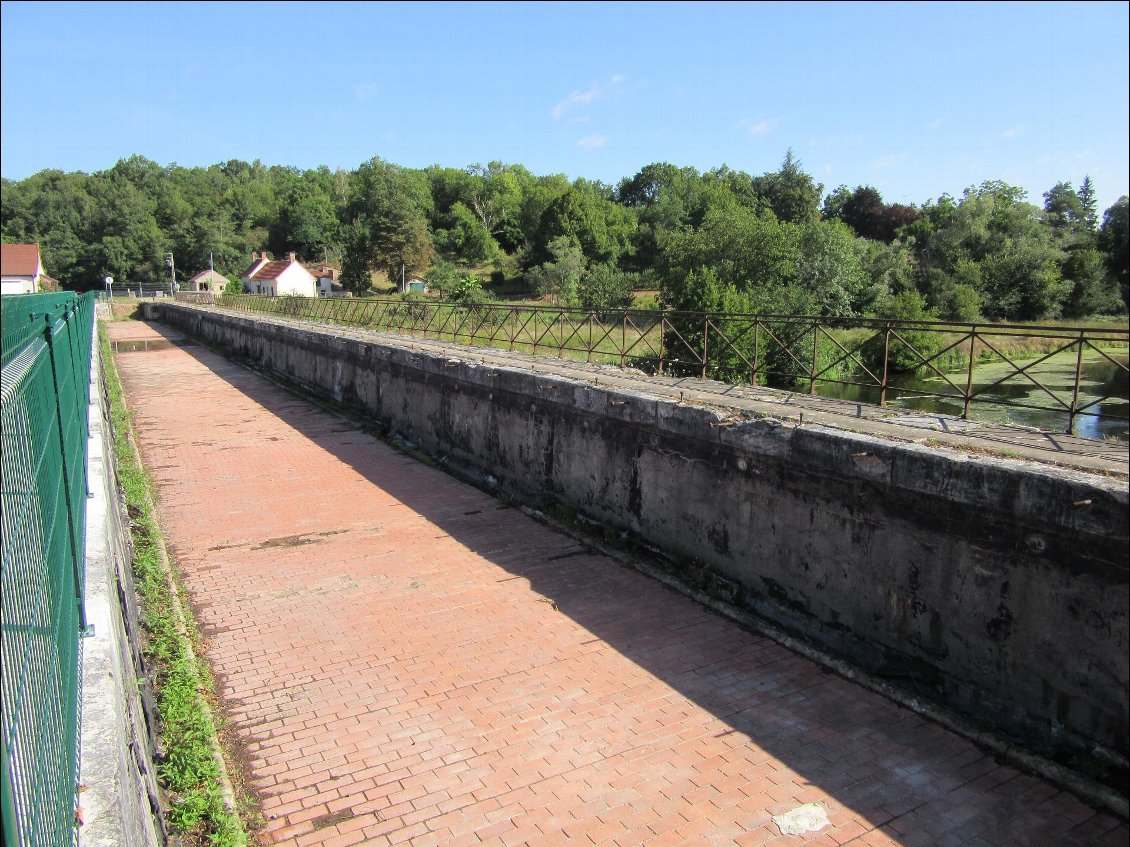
[{"x1": 99, "y1": 322, "x2": 249, "y2": 846}]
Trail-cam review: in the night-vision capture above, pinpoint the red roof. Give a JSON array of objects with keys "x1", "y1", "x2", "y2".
[
  {"x1": 251, "y1": 260, "x2": 292, "y2": 281},
  {"x1": 240, "y1": 255, "x2": 269, "y2": 278},
  {"x1": 1, "y1": 243, "x2": 43, "y2": 277}
]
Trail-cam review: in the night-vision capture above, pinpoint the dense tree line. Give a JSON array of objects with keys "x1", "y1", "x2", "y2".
[{"x1": 2, "y1": 152, "x2": 1126, "y2": 322}]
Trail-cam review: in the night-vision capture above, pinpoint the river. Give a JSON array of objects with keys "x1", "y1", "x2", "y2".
[{"x1": 817, "y1": 349, "x2": 1129, "y2": 442}]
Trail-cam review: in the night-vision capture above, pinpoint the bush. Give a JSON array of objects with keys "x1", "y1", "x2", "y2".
[{"x1": 861, "y1": 290, "x2": 951, "y2": 375}]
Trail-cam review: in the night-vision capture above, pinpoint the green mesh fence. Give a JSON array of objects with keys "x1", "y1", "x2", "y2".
[{"x1": 2, "y1": 291, "x2": 96, "y2": 847}]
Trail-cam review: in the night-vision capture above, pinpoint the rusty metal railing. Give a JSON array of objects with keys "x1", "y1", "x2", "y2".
[{"x1": 213, "y1": 295, "x2": 1128, "y2": 438}]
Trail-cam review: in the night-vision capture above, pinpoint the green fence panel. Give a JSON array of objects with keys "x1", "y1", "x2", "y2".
[{"x1": 2, "y1": 291, "x2": 95, "y2": 847}]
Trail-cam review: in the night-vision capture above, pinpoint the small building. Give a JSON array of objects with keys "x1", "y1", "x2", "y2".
[
  {"x1": 185, "y1": 268, "x2": 230, "y2": 294},
  {"x1": 406, "y1": 278, "x2": 427, "y2": 294},
  {"x1": 309, "y1": 264, "x2": 349, "y2": 297},
  {"x1": 240, "y1": 251, "x2": 317, "y2": 297},
  {"x1": 1, "y1": 243, "x2": 58, "y2": 294}
]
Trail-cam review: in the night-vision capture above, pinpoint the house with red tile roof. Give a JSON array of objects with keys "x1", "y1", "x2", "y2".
[
  {"x1": 1, "y1": 243, "x2": 58, "y2": 294},
  {"x1": 240, "y1": 251, "x2": 317, "y2": 297}
]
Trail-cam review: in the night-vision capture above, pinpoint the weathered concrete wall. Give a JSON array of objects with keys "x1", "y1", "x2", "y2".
[
  {"x1": 80, "y1": 336, "x2": 165, "y2": 846},
  {"x1": 154, "y1": 304, "x2": 1129, "y2": 783}
]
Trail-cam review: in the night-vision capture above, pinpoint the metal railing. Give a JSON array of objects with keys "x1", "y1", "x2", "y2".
[
  {"x1": 2, "y1": 291, "x2": 96, "y2": 847},
  {"x1": 215, "y1": 295, "x2": 1129, "y2": 438}
]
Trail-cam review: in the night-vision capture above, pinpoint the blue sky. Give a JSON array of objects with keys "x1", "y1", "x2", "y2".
[{"x1": 2, "y1": 1, "x2": 1127, "y2": 213}]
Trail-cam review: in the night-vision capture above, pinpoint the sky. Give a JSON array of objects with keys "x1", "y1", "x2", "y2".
[{"x1": 2, "y1": 1, "x2": 1128, "y2": 214}]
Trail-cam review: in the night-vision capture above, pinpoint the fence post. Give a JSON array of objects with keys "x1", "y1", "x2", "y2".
[
  {"x1": 43, "y1": 313, "x2": 86, "y2": 631},
  {"x1": 809, "y1": 319, "x2": 819, "y2": 395},
  {"x1": 880, "y1": 324, "x2": 891, "y2": 407},
  {"x1": 963, "y1": 328, "x2": 978, "y2": 420},
  {"x1": 752, "y1": 319, "x2": 760, "y2": 386},
  {"x1": 701, "y1": 316, "x2": 709, "y2": 379},
  {"x1": 1068, "y1": 331, "x2": 1085, "y2": 435}
]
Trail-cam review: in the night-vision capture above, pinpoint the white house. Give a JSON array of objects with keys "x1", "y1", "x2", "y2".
[
  {"x1": 240, "y1": 252, "x2": 317, "y2": 297},
  {"x1": 1, "y1": 243, "x2": 57, "y2": 294},
  {"x1": 309, "y1": 264, "x2": 349, "y2": 297}
]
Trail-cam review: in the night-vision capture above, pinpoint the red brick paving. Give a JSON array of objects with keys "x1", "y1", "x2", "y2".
[{"x1": 107, "y1": 320, "x2": 1127, "y2": 847}]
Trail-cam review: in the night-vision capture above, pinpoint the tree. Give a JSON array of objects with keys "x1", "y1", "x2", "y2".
[
  {"x1": 525, "y1": 236, "x2": 585, "y2": 305},
  {"x1": 578, "y1": 264, "x2": 635, "y2": 313},
  {"x1": 1062, "y1": 247, "x2": 1119, "y2": 317},
  {"x1": 754, "y1": 149, "x2": 823, "y2": 225},
  {"x1": 907, "y1": 182, "x2": 1068, "y2": 320},
  {"x1": 1098, "y1": 196, "x2": 1129, "y2": 310},
  {"x1": 465, "y1": 162, "x2": 523, "y2": 246},
  {"x1": 1077, "y1": 176, "x2": 1099, "y2": 234},
  {"x1": 437, "y1": 201, "x2": 498, "y2": 263},
  {"x1": 657, "y1": 199, "x2": 801, "y2": 310},
  {"x1": 839, "y1": 186, "x2": 887, "y2": 242},
  {"x1": 342, "y1": 157, "x2": 436, "y2": 289},
  {"x1": 424, "y1": 258, "x2": 464, "y2": 298},
  {"x1": 1043, "y1": 181, "x2": 1083, "y2": 236},
  {"x1": 794, "y1": 219, "x2": 873, "y2": 316},
  {"x1": 532, "y1": 188, "x2": 635, "y2": 267}
]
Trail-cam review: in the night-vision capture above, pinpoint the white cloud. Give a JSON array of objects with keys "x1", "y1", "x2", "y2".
[
  {"x1": 1001, "y1": 124, "x2": 1028, "y2": 139},
  {"x1": 929, "y1": 118, "x2": 943, "y2": 130},
  {"x1": 738, "y1": 117, "x2": 778, "y2": 136},
  {"x1": 576, "y1": 134, "x2": 608, "y2": 151},
  {"x1": 871, "y1": 153, "x2": 908, "y2": 171},
  {"x1": 355, "y1": 84, "x2": 378, "y2": 103},
  {"x1": 552, "y1": 86, "x2": 601, "y2": 119},
  {"x1": 551, "y1": 75, "x2": 625, "y2": 119}
]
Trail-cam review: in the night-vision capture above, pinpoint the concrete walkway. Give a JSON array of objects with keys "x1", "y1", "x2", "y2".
[{"x1": 107, "y1": 319, "x2": 1127, "y2": 847}]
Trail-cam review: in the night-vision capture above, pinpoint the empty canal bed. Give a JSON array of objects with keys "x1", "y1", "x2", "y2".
[{"x1": 106, "y1": 319, "x2": 1127, "y2": 847}]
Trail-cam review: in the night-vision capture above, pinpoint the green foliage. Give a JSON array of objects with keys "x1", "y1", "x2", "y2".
[
  {"x1": 525, "y1": 236, "x2": 585, "y2": 305},
  {"x1": 3, "y1": 152, "x2": 1125, "y2": 327},
  {"x1": 436, "y1": 201, "x2": 499, "y2": 263},
  {"x1": 754, "y1": 149, "x2": 823, "y2": 225},
  {"x1": 448, "y1": 273, "x2": 485, "y2": 304},
  {"x1": 425, "y1": 258, "x2": 464, "y2": 298},
  {"x1": 658, "y1": 200, "x2": 801, "y2": 310},
  {"x1": 532, "y1": 187, "x2": 635, "y2": 267},
  {"x1": 343, "y1": 157, "x2": 435, "y2": 288},
  {"x1": 1098, "y1": 196, "x2": 1129, "y2": 310},
  {"x1": 795, "y1": 219, "x2": 872, "y2": 316},
  {"x1": 862, "y1": 290, "x2": 947, "y2": 374},
  {"x1": 579, "y1": 264, "x2": 636, "y2": 313}
]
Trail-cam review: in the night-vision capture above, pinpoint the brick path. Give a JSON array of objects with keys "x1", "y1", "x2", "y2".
[{"x1": 107, "y1": 320, "x2": 1127, "y2": 847}]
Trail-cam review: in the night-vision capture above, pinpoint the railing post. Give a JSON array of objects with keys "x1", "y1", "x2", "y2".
[
  {"x1": 1068, "y1": 330, "x2": 1085, "y2": 435},
  {"x1": 620, "y1": 314, "x2": 627, "y2": 368},
  {"x1": 809, "y1": 319, "x2": 819, "y2": 395},
  {"x1": 658, "y1": 316, "x2": 666, "y2": 375},
  {"x1": 880, "y1": 324, "x2": 891, "y2": 407},
  {"x1": 701, "y1": 317, "x2": 709, "y2": 379},
  {"x1": 752, "y1": 319, "x2": 760, "y2": 386},
  {"x1": 963, "y1": 328, "x2": 977, "y2": 420}
]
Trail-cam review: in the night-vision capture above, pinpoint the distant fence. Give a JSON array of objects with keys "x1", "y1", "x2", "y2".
[
  {"x1": 1, "y1": 291, "x2": 96, "y2": 847},
  {"x1": 215, "y1": 295, "x2": 1129, "y2": 437},
  {"x1": 104, "y1": 282, "x2": 175, "y2": 299}
]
